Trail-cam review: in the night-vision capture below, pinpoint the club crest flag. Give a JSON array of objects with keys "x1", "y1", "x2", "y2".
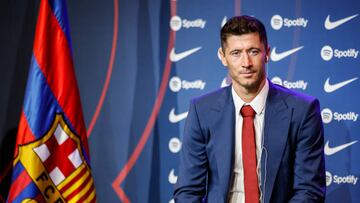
[{"x1": 6, "y1": 0, "x2": 97, "y2": 202}]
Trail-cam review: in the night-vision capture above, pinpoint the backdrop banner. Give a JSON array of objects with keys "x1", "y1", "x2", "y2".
[{"x1": 0, "y1": 0, "x2": 359, "y2": 202}]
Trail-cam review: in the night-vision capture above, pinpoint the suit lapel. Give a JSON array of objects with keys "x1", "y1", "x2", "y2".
[
  {"x1": 210, "y1": 86, "x2": 235, "y2": 199},
  {"x1": 209, "y1": 84, "x2": 292, "y2": 201},
  {"x1": 261, "y1": 83, "x2": 292, "y2": 203}
]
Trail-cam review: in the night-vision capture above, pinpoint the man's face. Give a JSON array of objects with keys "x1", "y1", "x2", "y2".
[{"x1": 220, "y1": 33, "x2": 269, "y2": 93}]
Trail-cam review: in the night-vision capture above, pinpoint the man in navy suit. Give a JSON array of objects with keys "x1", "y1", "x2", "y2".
[{"x1": 173, "y1": 16, "x2": 325, "y2": 203}]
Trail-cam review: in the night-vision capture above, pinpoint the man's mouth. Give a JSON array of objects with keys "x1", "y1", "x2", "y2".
[{"x1": 240, "y1": 70, "x2": 256, "y2": 77}]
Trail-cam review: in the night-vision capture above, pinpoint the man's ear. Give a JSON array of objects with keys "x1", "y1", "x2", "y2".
[
  {"x1": 265, "y1": 45, "x2": 270, "y2": 63},
  {"x1": 218, "y1": 47, "x2": 228, "y2": 66}
]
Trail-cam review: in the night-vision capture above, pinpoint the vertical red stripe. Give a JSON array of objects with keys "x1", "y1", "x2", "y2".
[
  {"x1": 65, "y1": 174, "x2": 92, "y2": 201},
  {"x1": 7, "y1": 170, "x2": 32, "y2": 203},
  {"x1": 32, "y1": 0, "x2": 89, "y2": 155},
  {"x1": 76, "y1": 184, "x2": 96, "y2": 203},
  {"x1": 13, "y1": 111, "x2": 36, "y2": 157},
  {"x1": 59, "y1": 166, "x2": 87, "y2": 193}
]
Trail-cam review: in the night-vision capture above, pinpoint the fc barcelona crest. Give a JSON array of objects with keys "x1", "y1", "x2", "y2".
[{"x1": 14, "y1": 114, "x2": 96, "y2": 202}]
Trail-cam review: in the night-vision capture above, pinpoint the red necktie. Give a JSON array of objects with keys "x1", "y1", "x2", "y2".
[{"x1": 241, "y1": 105, "x2": 259, "y2": 203}]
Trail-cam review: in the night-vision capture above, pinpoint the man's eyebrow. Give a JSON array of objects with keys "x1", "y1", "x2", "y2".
[
  {"x1": 228, "y1": 47, "x2": 260, "y2": 53},
  {"x1": 247, "y1": 47, "x2": 261, "y2": 51},
  {"x1": 229, "y1": 48, "x2": 242, "y2": 53}
]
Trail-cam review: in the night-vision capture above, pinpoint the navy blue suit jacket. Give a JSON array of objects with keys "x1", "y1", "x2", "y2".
[{"x1": 174, "y1": 81, "x2": 326, "y2": 203}]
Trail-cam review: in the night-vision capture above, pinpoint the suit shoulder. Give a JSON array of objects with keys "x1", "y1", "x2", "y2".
[{"x1": 191, "y1": 86, "x2": 230, "y2": 106}]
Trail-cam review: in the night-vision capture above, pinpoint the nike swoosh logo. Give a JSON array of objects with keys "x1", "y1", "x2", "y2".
[
  {"x1": 170, "y1": 46, "x2": 202, "y2": 62},
  {"x1": 324, "y1": 140, "x2": 358, "y2": 156},
  {"x1": 221, "y1": 16, "x2": 227, "y2": 27},
  {"x1": 324, "y1": 77, "x2": 358, "y2": 93},
  {"x1": 168, "y1": 169, "x2": 178, "y2": 184},
  {"x1": 169, "y1": 108, "x2": 188, "y2": 123},
  {"x1": 325, "y1": 14, "x2": 358, "y2": 30},
  {"x1": 270, "y1": 46, "x2": 304, "y2": 62}
]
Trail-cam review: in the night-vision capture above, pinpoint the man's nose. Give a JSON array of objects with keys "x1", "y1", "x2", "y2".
[{"x1": 241, "y1": 53, "x2": 253, "y2": 68}]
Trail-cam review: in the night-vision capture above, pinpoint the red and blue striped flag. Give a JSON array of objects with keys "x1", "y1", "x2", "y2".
[{"x1": 6, "y1": 0, "x2": 96, "y2": 202}]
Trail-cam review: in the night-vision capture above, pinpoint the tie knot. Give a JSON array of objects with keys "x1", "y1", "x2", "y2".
[{"x1": 241, "y1": 105, "x2": 255, "y2": 118}]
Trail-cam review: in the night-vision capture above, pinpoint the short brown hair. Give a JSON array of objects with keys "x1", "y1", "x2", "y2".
[{"x1": 220, "y1": 15, "x2": 268, "y2": 51}]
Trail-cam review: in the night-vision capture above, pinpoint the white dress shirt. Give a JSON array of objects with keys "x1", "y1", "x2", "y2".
[{"x1": 228, "y1": 79, "x2": 269, "y2": 203}]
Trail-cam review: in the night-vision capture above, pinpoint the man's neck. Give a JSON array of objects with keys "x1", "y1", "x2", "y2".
[{"x1": 233, "y1": 79, "x2": 266, "y2": 103}]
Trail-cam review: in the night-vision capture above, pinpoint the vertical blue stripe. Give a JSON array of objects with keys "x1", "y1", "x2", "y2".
[
  {"x1": 48, "y1": 0, "x2": 73, "y2": 51},
  {"x1": 22, "y1": 55, "x2": 91, "y2": 163},
  {"x1": 11, "y1": 181, "x2": 42, "y2": 203},
  {"x1": 8, "y1": 162, "x2": 40, "y2": 203},
  {"x1": 10, "y1": 161, "x2": 25, "y2": 183},
  {"x1": 23, "y1": 55, "x2": 63, "y2": 138}
]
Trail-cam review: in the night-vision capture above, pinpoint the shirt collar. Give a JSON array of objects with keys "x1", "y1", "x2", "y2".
[{"x1": 231, "y1": 79, "x2": 269, "y2": 115}]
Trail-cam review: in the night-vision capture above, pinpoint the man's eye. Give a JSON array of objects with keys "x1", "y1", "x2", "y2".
[
  {"x1": 231, "y1": 51, "x2": 240, "y2": 56},
  {"x1": 249, "y1": 50, "x2": 260, "y2": 56}
]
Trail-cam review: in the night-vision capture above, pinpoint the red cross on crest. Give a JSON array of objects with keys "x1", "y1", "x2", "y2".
[{"x1": 33, "y1": 116, "x2": 83, "y2": 186}]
